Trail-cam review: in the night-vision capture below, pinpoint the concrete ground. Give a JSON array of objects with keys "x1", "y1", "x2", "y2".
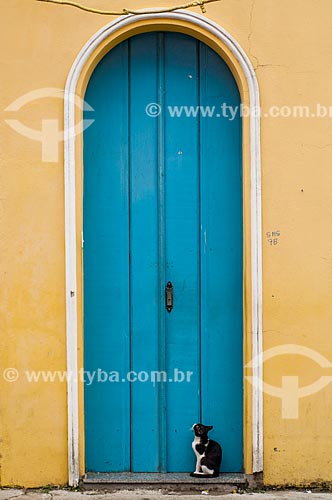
[{"x1": 2, "y1": 490, "x2": 332, "y2": 500}]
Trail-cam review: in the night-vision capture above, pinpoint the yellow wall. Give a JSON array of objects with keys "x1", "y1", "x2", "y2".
[{"x1": 1, "y1": 0, "x2": 332, "y2": 487}]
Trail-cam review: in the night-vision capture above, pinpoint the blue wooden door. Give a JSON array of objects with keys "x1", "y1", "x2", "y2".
[{"x1": 83, "y1": 32, "x2": 243, "y2": 473}]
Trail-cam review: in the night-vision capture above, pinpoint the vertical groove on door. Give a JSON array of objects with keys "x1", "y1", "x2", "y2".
[
  {"x1": 199, "y1": 41, "x2": 207, "y2": 436},
  {"x1": 127, "y1": 38, "x2": 133, "y2": 472},
  {"x1": 157, "y1": 32, "x2": 167, "y2": 473},
  {"x1": 197, "y1": 40, "x2": 203, "y2": 424}
]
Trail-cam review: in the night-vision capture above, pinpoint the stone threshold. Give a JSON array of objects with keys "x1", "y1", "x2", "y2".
[{"x1": 82, "y1": 472, "x2": 247, "y2": 491}]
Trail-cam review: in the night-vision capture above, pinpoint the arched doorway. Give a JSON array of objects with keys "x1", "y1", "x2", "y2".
[{"x1": 83, "y1": 31, "x2": 243, "y2": 473}]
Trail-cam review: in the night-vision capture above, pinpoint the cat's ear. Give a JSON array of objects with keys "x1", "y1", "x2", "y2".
[{"x1": 208, "y1": 425, "x2": 213, "y2": 430}]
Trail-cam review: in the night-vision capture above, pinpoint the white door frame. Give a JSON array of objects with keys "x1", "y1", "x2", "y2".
[{"x1": 64, "y1": 11, "x2": 262, "y2": 486}]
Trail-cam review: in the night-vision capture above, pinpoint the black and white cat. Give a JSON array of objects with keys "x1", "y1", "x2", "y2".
[{"x1": 190, "y1": 423, "x2": 222, "y2": 478}]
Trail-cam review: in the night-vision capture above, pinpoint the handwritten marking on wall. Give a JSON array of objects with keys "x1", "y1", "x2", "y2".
[{"x1": 266, "y1": 230, "x2": 281, "y2": 246}]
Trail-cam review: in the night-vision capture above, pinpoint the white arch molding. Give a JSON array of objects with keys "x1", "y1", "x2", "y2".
[{"x1": 64, "y1": 11, "x2": 263, "y2": 486}]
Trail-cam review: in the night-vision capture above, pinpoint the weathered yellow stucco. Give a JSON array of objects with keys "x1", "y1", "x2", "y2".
[{"x1": 1, "y1": 0, "x2": 332, "y2": 487}]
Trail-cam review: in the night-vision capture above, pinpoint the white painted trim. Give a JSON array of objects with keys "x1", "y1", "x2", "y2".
[
  {"x1": 64, "y1": 77, "x2": 79, "y2": 487},
  {"x1": 64, "y1": 11, "x2": 262, "y2": 486}
]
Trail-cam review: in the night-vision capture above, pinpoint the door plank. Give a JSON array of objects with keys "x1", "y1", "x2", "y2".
[
  {"x1": 164, "y1": 33, "x2": 201, "y2": 472},
  {"x1": 129, "y1": 33, "x2": 161, "y2": 472},
  {"x1": 84, "y1": 41, "x2": 130, "y2": 472},
  {"x1": 199, "y1": 42, "x2": 243, "y2": 472}
]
